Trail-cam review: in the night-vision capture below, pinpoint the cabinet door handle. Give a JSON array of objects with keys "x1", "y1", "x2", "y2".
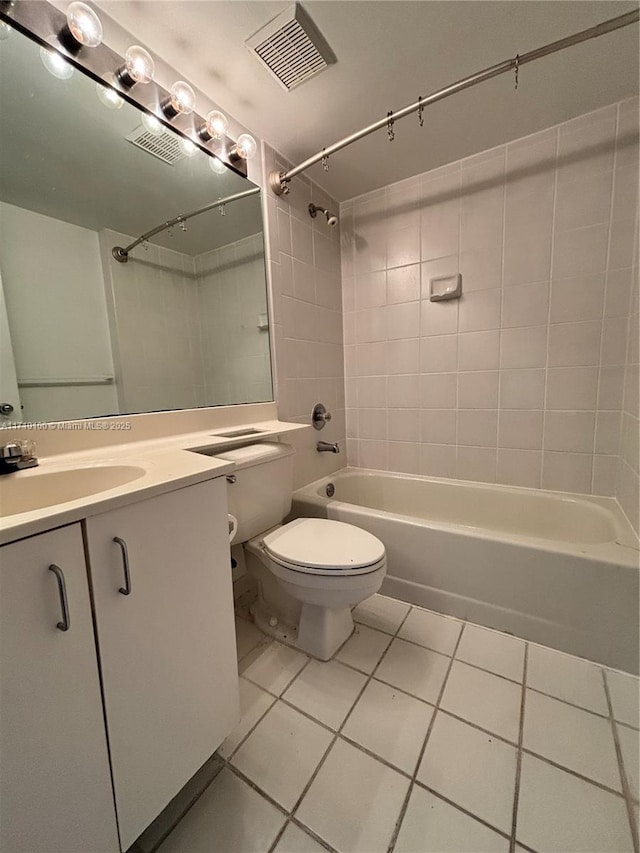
[
  {"x1": 113, "y1": 537, "x2": 132, "y2": 596},
  {"x1": 48, "y1": 564, "x2": 70, "y2": 632}
]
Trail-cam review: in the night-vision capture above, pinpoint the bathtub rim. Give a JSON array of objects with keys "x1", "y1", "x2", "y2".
[{"x1": 293, "y1": 466, "x2": 639, "y2": 566}]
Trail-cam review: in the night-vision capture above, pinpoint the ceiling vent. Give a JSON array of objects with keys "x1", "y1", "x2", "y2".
[
  {"x1": 125, "y1": 126, "x2": 185, "y2": 165},
  {"x1": 246, "y1": 4, "x2": 336, "y2": 91}
]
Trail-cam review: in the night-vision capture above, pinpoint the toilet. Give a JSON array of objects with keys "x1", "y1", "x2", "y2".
[{"x1": 218, "y1": 441, "x2": 386, "y2": 660}]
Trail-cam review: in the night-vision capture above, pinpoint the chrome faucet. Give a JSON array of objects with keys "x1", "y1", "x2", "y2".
[
  {"x1": 317, "y1": 441, "x2": 340, "y2": 454},
  {"x1": 0, "y1": 441, "x2": 38, "y2": 475}
]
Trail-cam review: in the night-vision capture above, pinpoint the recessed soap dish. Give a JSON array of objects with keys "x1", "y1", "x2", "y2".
[
  {"x1": 430, "y1": 273, "x2": 462, "y2": 302},
  {"x1": 213, "y1": 428, "x2": 265, "y2": 438}
]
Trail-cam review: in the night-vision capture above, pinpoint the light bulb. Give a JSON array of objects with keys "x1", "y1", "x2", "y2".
[
  {"x1": 168, "y1": 80, "x2": 196, "y2": 116},
  {"x1": 204, "y1": 110, "x2": 228, "y2": 140},
  {"x1": 209, "y1": 156, "x2": 226, "y2": 175},
  {"x1": 0, "y1": 21, "x2": 12, "y2": 41},
  {"x1": 40, "y1": 46, "x2": 74, "y2": 80},
  {"x1": 120, "y1": 45, "x2": 154, "y2": 86},
  {"x1": 96, "y1": 82, "x2": 123, "y2": 110},
  {"x1": 234, "y1": 133, "x2": 257, "y2": 160},
  {"x1": 65, "y1": 1, "x2": 103, "y2": 47},
  {"x1": 141, "y1": 112, "x2": 164, "y2": 136},
  {"x1": 180, "y1": 137, "x2": 197, "y2": 157}
]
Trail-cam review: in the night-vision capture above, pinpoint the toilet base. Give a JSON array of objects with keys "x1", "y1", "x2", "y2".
[{"x1": 252, "y1": 599, "x2": 355, "y2": 661}]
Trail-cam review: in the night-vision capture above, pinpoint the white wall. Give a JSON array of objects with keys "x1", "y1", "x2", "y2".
[
  {"x1": 341, "y1": 99, "x2": 639, "y2": 520},
  {"x1": 99, "y1": 229, "x2": 203, "y2": 414},
  {"x1": 196, "y1": 233, "x2": 272, "y2": 406},
  {"x1": 0, "y1": 203, "x2": 118, "y2": 421}
]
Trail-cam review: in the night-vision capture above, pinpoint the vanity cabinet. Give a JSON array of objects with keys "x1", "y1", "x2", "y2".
[
  {"x1": 0, "y1": 524, "x2": 120, "y2": 853},
  {"x1": 84, "y1": 477, "x2": 239, "y2": 849}
]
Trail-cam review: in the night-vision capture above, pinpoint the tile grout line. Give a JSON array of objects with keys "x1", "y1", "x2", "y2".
[
  {"x1": 410, "y1": 780, "x2": 513, "y2": 846},
  {"x1": 386, "y1": 620, "x2": 467, "y2": 853},
  {"x1": 242, "y1": 651, "x2": 635, "y2": 802},
  {"x1": 251, "y1": 603, "x2": 418, "y2": 853},
  {"x1": 602, "y1": 668, "x2": 640, "y2": 853},
  {"x1": 509, "y1": 643, "x2": 529, "y2": 853}
]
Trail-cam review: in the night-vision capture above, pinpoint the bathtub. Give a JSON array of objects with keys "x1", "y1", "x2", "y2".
[{"x1": 292, "y1": 468, "x2": 640, "y2": 674}]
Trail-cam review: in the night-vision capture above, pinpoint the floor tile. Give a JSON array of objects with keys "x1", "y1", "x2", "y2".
[
  {"x1": 606, "y1": 669, "x2": 640, "y2": 728},
  {"x1": 352, "y1": 594, "x2": 410, "y2": 635},
  {"x1": 282, "y1": 659, "x2": 367, "y2": 730},
  {"x1": 440, "y1": 661, "x2": 522, "y2": 742},
  {"x1": 273, "y1": 822, "x2": 328, "y2": 853},
  {"x1": 417, "y1": 712, "x2": 517, "y2": 834},
  {"x1": 395, "y1": 784, "x2": 510, "y2": 853},
  {"x1": 242, "y1": 642, "x2": 308, "y2": 696},
  {"x1": 527, "y1": 644, "x2": 608, "y2": 715},
  {"x1": 296, "y1": 739, "x2": 410, "y2": 853},
  {"x1": 375, "y1": 638, "x2": 450, "y2": 703},
  {"x1": 342, "y1": 679, "x2": 434, "y2": 774},
  {"x1": 617, "y1": 723, "x2": 639, "y2": 800},
  {"x1": 335, "y1": 623, "x2": 392, "y2": 674},
  {"x1": 231, "y1": 702, "x2": 333, "y2": 810},
  {"x1": 158, "y1": 768, "x2": 285, "y2": 853},
  {"x1": 523, "y1": 689, "x2": 621, "y2": 790},
  {"x1": 235, "y1": 617, "x2": 268, "y2": 662},
  {"x1": 456, "y1": 623, "x2": 525, "y2": 682},
  {"x1": 218, "y1": 678, "x2": 276, "y2": 760},
  {"x1": 398, "y1": 607, "x2": 463, "y2": 655},
  {"x1": 516, "y1": 753, "x2": 633, "y2": 852}
]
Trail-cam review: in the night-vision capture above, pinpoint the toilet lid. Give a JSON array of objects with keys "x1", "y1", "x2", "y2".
[{"x1": 263, "y1": 518, "x2": 385, "y2": 571}]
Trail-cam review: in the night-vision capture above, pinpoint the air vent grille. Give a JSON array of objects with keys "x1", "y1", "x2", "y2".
[
  {"x1": 125, "y1": 126, "x2": 185, "y2": 165},
  {"x1": 246, "y1": 4, "x2": 336, "y2": 91}
]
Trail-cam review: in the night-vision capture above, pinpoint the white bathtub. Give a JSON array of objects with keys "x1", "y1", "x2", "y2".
[{"x1": 292, "y1": 468, "x2": 640, "y2": 674}]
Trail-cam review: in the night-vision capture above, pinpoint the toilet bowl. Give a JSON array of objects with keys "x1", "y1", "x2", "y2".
[{"x1": 216, "y1": 442, "x2": 386, "y2": 660}]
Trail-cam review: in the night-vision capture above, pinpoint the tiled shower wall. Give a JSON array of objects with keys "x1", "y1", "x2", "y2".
[
  {"x1": 341, "y1": 98, "x2": 639, "y2": 525},
  {"x1": 263, "y1": 144, "x2": 345, "y2": 489}
]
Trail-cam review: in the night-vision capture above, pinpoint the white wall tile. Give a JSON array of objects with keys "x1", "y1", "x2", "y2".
[
  {"x1": 458, "y1": 371, "x2": 499, "y2": 409},
  {"x1": 500, "y1": 326, "x2": 547, "y2": 369},
  {"x1": 420, "y1": 410, "x2": 457, "y2": 445},
  {"x1": 498, "y1": 410, "x2": 544, "y2": 450},
  {"x1": 458, "y1": 289, "x2": 501, "y2": 333},
  {"x1": 421, "y1": 373, "x2": 457, "y2": 409},
  {"x1": 502, "y1": 282, "x2": 549, "y2": 328},
  {"x1": 387, "y1": 264, "x2": 420, "y2": 304},
  {"x1": 457, "y1": 409, "x2": 498, "y2": 447},
  {"x1": 547, "y1": 322, "x2": 602, "y2": 367},
  {"x1": 500, "y1": 370, "x2": 545, "y2": 409},
  {"x1": 458, "y1": 330, "x2": 500, "y2": 371},
  {"x1": 546, "y1": 367, "x2": 598, "y2": 410},
  {"x1": 338, "y1": 100, "x2": 638, "y2": 502},
  {"x1": 420, "y1": 335, "x2": 458, "y2": 373},
  {"x1": 543, "y1": 411, "x2": 596, "y2": 453}
]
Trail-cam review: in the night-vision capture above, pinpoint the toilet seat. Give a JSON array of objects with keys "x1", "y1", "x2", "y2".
[{"x1": 263, "y1": 518, "x2": 386, "y2": 577}]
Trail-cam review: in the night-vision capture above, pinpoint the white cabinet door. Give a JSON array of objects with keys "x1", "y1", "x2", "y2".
[
  {"x1": 0, "y1": 524, "x2": 120, "y2": 853},
  {"x1": 85, "y1": 478, "x2": 239, "y2": 849}
]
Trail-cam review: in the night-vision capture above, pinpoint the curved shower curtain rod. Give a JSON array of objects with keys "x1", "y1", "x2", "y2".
[
  {"x1": 112, "y1": 186, "x2": 261, "y2": 263},
  {"x1": 268, "y1": 10, "x2": 640, "y2": 195}
]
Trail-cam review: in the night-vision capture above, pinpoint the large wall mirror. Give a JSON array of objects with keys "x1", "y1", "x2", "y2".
[{"x1": 0, "y1": 24, "x2": 272, "y2": 424}]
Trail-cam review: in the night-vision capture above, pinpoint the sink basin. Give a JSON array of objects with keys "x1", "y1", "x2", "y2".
[{"x1": 0, "y1": 465, "x2": 146, "y2": 517}]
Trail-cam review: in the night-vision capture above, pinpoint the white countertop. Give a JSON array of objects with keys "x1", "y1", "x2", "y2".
[{"x1": 0, "y1": 420, "x2": 308, "y2": 545}]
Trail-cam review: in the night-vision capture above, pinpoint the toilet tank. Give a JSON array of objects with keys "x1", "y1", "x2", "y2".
[{"x1": 215, "y1": 442, "x2": 295, "y2": 543}]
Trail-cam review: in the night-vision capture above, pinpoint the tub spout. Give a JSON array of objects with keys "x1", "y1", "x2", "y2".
[{"x1": 317, "y1": 441, "x2": 340, "y2": 453}]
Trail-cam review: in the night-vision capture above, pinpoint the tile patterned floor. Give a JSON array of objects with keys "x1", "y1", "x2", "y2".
[{"x1": 158, "y1": 594, "x2": 640, "y2": 853}]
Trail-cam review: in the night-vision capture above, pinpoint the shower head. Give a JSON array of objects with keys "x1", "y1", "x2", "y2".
[{"x1": 309, "y1": 202, "x2": 338, "y2": 228}]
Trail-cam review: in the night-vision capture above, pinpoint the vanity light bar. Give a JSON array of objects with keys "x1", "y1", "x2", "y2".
[{"x1": 0, "y1": 0, "x2": 252, "y2": 179}]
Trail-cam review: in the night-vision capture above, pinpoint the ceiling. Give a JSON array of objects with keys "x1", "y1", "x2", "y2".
[
  {"x1": 93, "y1": 0, "x2": 640, "y2": 201},
  {"x1": 0, "y1": 24, "x2": 263, "y2": 256}
]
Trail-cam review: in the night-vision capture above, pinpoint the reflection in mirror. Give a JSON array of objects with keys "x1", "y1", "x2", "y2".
[{"x1": 0, "y1": 26, "x2": 272, "y2": 425}]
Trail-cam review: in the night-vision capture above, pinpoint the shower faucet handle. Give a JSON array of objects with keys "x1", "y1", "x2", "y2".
[{"x1": 312, "y1": 402, "x2": 332, "y2": 430}]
